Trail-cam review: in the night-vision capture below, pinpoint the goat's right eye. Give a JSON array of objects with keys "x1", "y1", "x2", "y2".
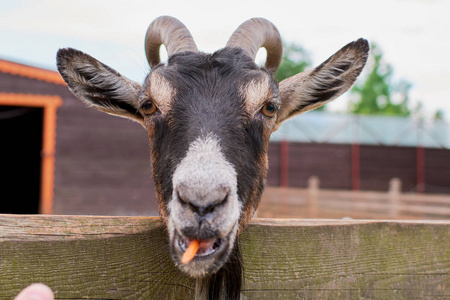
[{"x1": 140, "y1": 100, "x2": 157, "y2": 116}]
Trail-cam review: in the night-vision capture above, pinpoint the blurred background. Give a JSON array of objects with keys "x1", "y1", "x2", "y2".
[{"x1": 0, "y1": 0, "x2": 449, "y2": 219}]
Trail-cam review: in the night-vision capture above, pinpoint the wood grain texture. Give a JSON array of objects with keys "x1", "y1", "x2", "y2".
[
  {"x1": 0, "y1": 215, "x2": 448, "y2": 299},
  {"x1": 0, "y1": 215, "x2": 194, "y2": 299},
  {"x1": 242, "y1": 219, "x2": 450, "y2": 299}
]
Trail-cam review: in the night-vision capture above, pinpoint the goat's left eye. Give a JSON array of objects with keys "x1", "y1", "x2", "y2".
[
  {"x1": 261, "y1": 102, "x2": 277, "y2": 117},
  {"x1": 140, "y1": 100, "x2": 157, "y2": 116}
]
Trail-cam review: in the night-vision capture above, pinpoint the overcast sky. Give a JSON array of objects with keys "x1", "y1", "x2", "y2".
[{"x1": 0, "y1": 0, "x2": 449, "y2": 119}]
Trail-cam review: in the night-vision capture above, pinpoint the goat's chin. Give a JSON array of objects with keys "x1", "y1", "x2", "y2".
[{"x1": 169, "y1": 223, "x2": 239, "y2": 278}]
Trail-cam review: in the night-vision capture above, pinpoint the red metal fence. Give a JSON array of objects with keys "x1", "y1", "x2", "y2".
[{"x1": 267, "y1": 142, "x2": 450, "y2": 194}]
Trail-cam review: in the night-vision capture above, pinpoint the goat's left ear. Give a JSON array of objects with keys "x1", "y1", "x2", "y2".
[{"x1": 274, "y1": 39, "x2": 369, "y2": 130}]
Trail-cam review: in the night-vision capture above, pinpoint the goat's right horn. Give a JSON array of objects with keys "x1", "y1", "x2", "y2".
[
  {"x1": 226, "y1": 18, "x2": 282, "y2": 74},
  {"x1": 145, "y1": 16, "x2": 198, "y2": 68}
]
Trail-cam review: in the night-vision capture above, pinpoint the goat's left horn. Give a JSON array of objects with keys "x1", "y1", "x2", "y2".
[
  {"x1": 145, "y1": 16, "x2": 198, "y2": 68},
  {"x1": 226, "y1": 18, "x2": 282, "y2": 74}
]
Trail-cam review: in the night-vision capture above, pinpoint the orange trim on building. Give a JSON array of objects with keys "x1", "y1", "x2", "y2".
[
  {"x1": 0, "y1": 93, "x2": 63, "y2": 214},
  {"x1": 0, "y1": 59, "x2": 66, "y2": 86}
]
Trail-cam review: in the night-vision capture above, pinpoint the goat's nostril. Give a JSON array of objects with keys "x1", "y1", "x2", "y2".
[{"x1": 177, "y1": 191, "x2": 189, "y2": 205}]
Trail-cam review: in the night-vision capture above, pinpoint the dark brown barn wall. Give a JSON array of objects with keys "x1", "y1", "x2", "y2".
[
  {"x1": 424, "y1": 148, "x2": 450, "y2": 194},
  {"x1": 54, "y1": 106, "x2": 158, "y2": 215},
  {"x1": 266, "y1": 142, "x2": 450, "y2": 194},
  {"x1": 289, "y1": 143, "x2": 352, "y2": 189},
  {"x1": 0, "y1": 73, "x2": 69, "y2": 95},
  {"x1": 267, "y1": 142, "x2": 352, "y2": 189},
  {"x1": 359, "y1": 145, "x2": 417, "y2": 192},
  {"x1": 54, "y1": 89, "x2": 159, "y2": 216},
  {"x1": 0, "y1": 72, "x2": 159, "y2": 216},
  {"x1": 266, "y1": 143, "x2": 281, "y2": 186}
]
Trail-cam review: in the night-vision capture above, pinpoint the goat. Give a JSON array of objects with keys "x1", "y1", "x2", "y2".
[{"x1": 56, "y1": 16, "x2": 369, "y2": 299}]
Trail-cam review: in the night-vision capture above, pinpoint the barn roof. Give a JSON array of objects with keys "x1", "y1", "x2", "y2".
[
  {"x1": 272, "y1": 111, "x2": 450, "y2": 149},
  {"x1": 0, "y1": 58, "x2": 65, "y2": 85}
]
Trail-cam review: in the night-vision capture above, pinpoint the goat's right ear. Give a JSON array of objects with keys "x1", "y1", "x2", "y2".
[{"x1": 56, "y1": 48, "x2": 144, "y2": 124}]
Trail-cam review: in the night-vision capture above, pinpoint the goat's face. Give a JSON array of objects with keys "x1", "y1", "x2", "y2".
[
  {"x1": 146, "y1": 49, "x2": 277, "y2": 276},
  {"x1": 57, "y1": 16, "x2": 369, "y2": 278}
]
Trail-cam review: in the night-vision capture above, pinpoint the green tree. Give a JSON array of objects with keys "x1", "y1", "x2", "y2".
[
  {"x1": 434, "y1": 109, "x2": 445, "y2": 121},
  {"x1": 275, "y1": 42, "x2": 311, "y2": 82},
  {"x1": 275, "y1": 42, "x2": 329, "y2": 110},
  {"x1": 350, "y1": 43, "x2": 411, "y2": 116}
]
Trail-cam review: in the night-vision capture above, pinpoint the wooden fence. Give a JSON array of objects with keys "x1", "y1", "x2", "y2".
[
  {"x1": 259, "y1": 177, "x2": 450, "y2": 220},
  {"x1": 0, "y1": 214, "x2": 449, "y2": 299}
]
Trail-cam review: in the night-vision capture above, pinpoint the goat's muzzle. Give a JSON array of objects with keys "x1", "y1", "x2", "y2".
[{"x1": 167, "y1": 135, "x2": 241, "y2": 277}]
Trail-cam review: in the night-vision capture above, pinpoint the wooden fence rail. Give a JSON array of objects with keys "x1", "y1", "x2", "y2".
[
  {"x1": 259, "y1": 177, "x2": 450, "y2": 220},
  {"x1": 0, "y1": 215, "x2": 449, "y2": 299}
]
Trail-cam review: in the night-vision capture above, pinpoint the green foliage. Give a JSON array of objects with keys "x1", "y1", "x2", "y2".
[
  {"x1": 434, "y1": 109, "x2": 445, "y2": 121},
  {"x1": 275, "y1": 42, "x2": 328, "y2": 111},
  {"x1": 350, "y1": 43, "x2": 411, "y2": 116},
  {"x1": 275, "y1": 42, "x2": 311, "y2": 82}
]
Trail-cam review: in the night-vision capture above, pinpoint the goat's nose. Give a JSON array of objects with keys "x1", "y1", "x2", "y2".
[
  {"x1": 186, "y1": 199, "x2": 225, "y2": 217},
  {"x1": 176, "y1": 185, "x2": 228, "y2": 217}
]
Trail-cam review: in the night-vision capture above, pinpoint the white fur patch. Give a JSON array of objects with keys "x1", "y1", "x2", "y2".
[
  {"x1": 169, "y1": 134, "x2": 240, "y2": 239},
  {"x1": 149, "y1": 72, "x2": 175, "y2": 115},
  {"x1": 240, "y1": 75, "x2": 272, "y2": 116}
]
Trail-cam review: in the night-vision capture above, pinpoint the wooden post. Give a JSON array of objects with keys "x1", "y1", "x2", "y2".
[
  {"x1": 307, "y1": 176, "x2": 319, "y2": 218},
  {"x1": 40, "y1": 103, "x2": 62, "y2": 214},
  {"x1": 389, "y1": 178, "x2": 402, "y2": 219}
]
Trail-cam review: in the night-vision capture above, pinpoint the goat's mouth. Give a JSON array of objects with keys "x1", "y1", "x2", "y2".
[
  {"x1": 179, "y1": 237, "x2": 224, "y2": 258},
  {"x1": 171, "y1": 229, "x2": 233, "y2": 278}
]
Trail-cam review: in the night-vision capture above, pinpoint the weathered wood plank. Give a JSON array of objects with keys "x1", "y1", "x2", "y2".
[
  {"x1": 0, "y1": 215, "x2": 449, "y2": 299},
  {"x1": 242, "y1": 219, "x2": 450, "y2": 300},
  {"x1": 0, "y1": 215, "x2": 193, "y2": 299}
]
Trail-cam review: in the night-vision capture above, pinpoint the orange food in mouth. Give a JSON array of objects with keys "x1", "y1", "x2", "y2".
[{"x1": 181, "y1": 239, "x2": 200, "y2": 264}]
